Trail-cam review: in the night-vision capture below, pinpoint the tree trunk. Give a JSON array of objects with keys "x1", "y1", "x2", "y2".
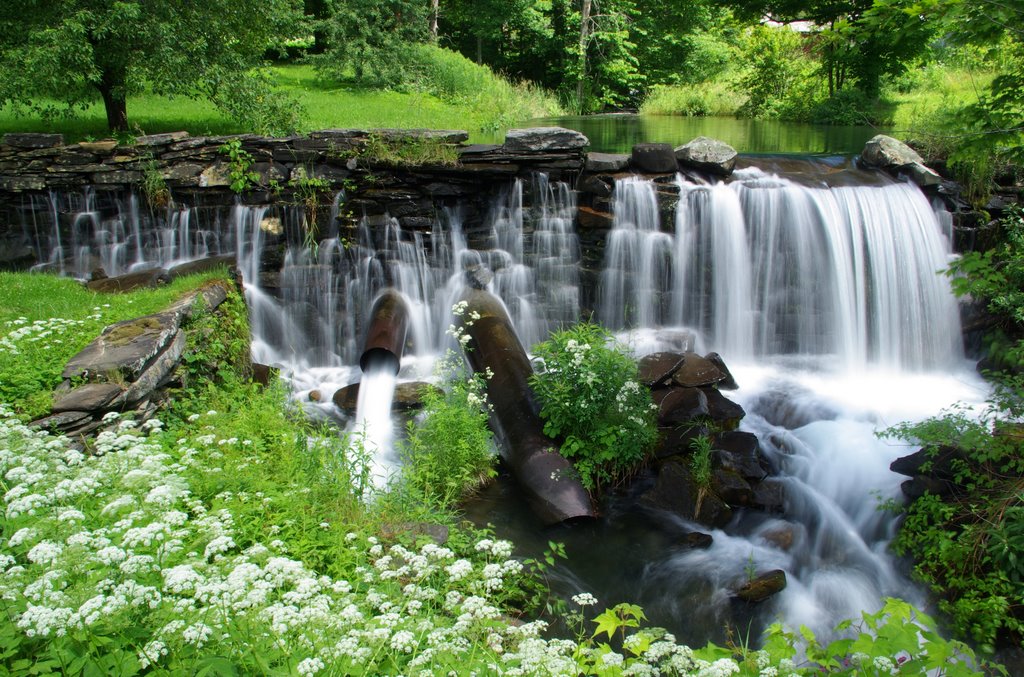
[
  {"x1": 476, "y1": 35, "x2": 483, "y2": 64},
  {"x1": 97, "y1": 69, "x2": 128, "y2": 133},
  {"x1": 429, "y1": 0, "x2": 439, "y2": 39},
  {"x1": 576, "y1": 0, "x2": 593, "y2": 109}
]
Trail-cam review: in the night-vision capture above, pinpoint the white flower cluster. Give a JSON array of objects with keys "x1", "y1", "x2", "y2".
[
  {"x1": 0, "y1": 316, "x2": 96, "y2": 356},
  {"x1": 0, "y1": 399, "x2": 831, "y2": 676}
]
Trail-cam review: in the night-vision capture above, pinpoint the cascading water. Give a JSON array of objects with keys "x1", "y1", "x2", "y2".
[
  {"x1": 599, "y1": 164, "x2": 963, "y2": 370},
  {"x1": 476, "y1": 158, "x2": 987, "y2": 645},
  {"x1": 22, "y1": 158, "x2": 987, "y2": 647}
]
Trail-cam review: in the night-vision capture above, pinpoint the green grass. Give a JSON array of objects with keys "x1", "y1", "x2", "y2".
[
  {"x1": 0, "y1": 270, "x2": 228, "y2": 419},
  {"x1": 0, "y1": 63, "x2": 561, "y2": 143}
]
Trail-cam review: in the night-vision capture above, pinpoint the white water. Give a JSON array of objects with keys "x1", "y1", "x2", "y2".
[
  {"x1": 351, "y1": 365, "x2": 400, "y2": 487},
  {"x1": 26, "y1": 160, "x2": 986, "y2": 644}
]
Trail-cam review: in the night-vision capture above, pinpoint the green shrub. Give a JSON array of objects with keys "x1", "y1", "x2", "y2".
[
  {"x1": 529, "y1": 322, "x2": 657, "y2": 493},
  {"x1": 736, "y1": 26, "x2": 819, "y2": 119},
  {"x1": 399, "y1": 353, "x2": 496, "y2": 510},
  {"x1": 883, "y1": 377, "x2": 1024, "y2": 651},
  {"x1": 946, "y1": 206, "x2": 1024, "y2": 368},
  {"x1": 640, "y1": 81, "x2": 744, "y2": 117}
]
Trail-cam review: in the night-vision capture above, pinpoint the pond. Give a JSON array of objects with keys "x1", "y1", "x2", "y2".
[{"x1": 500, "y1": 114, "x2": 888, "y2": 155}]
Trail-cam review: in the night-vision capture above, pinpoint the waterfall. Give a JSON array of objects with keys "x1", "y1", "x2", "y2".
[
  {"x1": 599, "y1": 165, "x2": 963, "y2": 370},
  {"x1": 17, "y1": 162, "x2": 985, "y2": 647}
]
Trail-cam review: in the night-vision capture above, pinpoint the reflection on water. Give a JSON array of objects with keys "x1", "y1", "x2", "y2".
[{"x1": 485, "y1": 114, "x2": 887, "y2": 155}]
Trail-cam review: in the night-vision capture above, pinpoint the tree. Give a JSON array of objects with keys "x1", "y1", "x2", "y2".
[
  {"x1": 311, "y1": 0, "x2": 431, "y2": 86},
  {"x1": 0, "y1": 0, "x2": 304, "y2": 134}
]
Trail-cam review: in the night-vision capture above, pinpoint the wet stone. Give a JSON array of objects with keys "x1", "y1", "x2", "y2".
[
  {"x1": 671, "y1": 353, "x2": 726, "y2": 387},
  {"x1": 630, "y1": 142, "x2": 677, "y2": 173},
  {"x1": 704, "y1": 352, "x2": 738, "y2": 389},
  {"x1": 734, "y1": 569, "x2": 787, "y2": 603},
  {"x1": 654, "y1": 387, "x2": 709, "y2": 427},
  {"x1": 637, "y1": 351, "x2": 686, "y2": 387},
  {"x1": 702, "y1": 388, "x2": 745, "y2": 429},
  {"x1": 639, "y1": 460, "x2": 733, "y2": 528}
]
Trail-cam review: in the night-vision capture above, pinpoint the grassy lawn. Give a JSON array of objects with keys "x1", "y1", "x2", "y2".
[{"x1": 0, "y1": 64, "x2": 518, "y2": 143}]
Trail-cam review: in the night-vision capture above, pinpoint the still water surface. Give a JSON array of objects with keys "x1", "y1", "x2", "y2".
[{"x1": 486, "y1": 114, "x2": 888, "y2": 155}]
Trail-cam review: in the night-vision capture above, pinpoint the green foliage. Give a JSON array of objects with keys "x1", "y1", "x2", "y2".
[
  {"x1": 178, "y1": 285, "x2": 252, "y2": 392},
  {"x1": 735, "y1": 26, "x2": 818, "y2": 119},
  {"x1": 140, "y1": 159, "x2": 170, "y2": 208},
  {"x1": 399, "y1": 352, "x2": 496, "y2": 510},
  {"x1": 288, "y1": 167, "x2": 332, "y2": 238},
  {"x1": 309, "y1": 0, "x2": 430, "y2": 88},
  {"x1": 0, "y1": 0, "x2": 304, "y2": 132},
  {"x1": 219, "y1": 139, "x2": 260, "y2": 195},
  {"x1": 689, "y1": 434, "x2": 714, "y2": 488},
  {"x1": 883, "y1": 376, "x2": 1024, "y2": 649},
  {"x1": 0, "y1": 271, "x2": 225, "y2": 420},
  {"x1": 640, "y1": 81, "x2": 744, "y2": 116},
  {"x1": 946, "y1": 206, "x2": 1024, "y2": 368},
  {"x1": 529, "y1": 322, "x2": 657, "y2": 493}
]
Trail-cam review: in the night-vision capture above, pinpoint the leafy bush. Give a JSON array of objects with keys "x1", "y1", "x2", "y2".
[
  {"x1": 640, "y1": 81, "x2": 745, "y2": 117},
  {"x1": 883, "y1": 378, "x2": 1024, "y2": 651},
  {"x1": 407, "y1": 44, "x2": 563, "y2": 131},
  {"x1": 736, "y1": 26, "x2": 818, "y2": 119},
  {"x1": 946, "y1": 206, "x2": 1024, "y2": 368},
  {"x1": 399, "y1": 352, "x2": 496, "y2": 510},
  {"x1": 529, "y1": 322, "x2": 657, "y2": 493}
]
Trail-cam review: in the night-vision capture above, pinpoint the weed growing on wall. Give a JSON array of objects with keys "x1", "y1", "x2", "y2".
[{"x1": 529, "y1": 322, "x2": 658, "y2": 493}]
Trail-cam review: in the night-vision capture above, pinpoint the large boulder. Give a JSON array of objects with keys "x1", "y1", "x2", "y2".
[
  {"x1": 653, "y1": 387, "x2": 709, "y2": 426},
  {"x1": 860, "y1": 134, "x2": 941, "y2": 187},
  {"x1": 504, "y1": 127, "x2": 589, "y2": 152},
  {"x1": 674, "y1": 137, "x2": 737, "y2": 177}
]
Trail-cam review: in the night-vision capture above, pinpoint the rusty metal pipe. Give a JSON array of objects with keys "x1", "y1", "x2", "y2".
[
  {"x1": 360, "y1": 289, "x2": 409, "y2": 374},
  {"x1": 459, "y1": 288, "x2": 595, "y2": 524}
]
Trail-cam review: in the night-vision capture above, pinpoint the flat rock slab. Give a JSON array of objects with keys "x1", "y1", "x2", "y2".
[
  {"x1": 52, "y1": 383, "x2": 125, "y2": 413},
  {"x1": 638, "y1": 351, "x2": 686, "y2": 387},
  {"x1": 671, "y1": 353, "x2": 726, "y2": 387},
  {"x1": 504, "y1": 127, "x2": 589, "y2": 152},
  {"x1": 31, "y1": 410, "x2": 92, "y2": 432},
  {"x1": 63, "y1": 311, "x2": 181, "y2": 381},
  {"x1": 3, "y1": 133, "x2": 64, "y2": 149},
  {"x1": 115, "y1": 330, "x2": 185, "y2": 406},
  {"x1": 585, "y1": 152, "x2": 630, "y2": 172}
]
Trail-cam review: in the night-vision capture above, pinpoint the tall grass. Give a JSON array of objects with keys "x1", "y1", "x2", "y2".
[{"x1": 640, "y1": 81, "x2": 745, "y2": 117}]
